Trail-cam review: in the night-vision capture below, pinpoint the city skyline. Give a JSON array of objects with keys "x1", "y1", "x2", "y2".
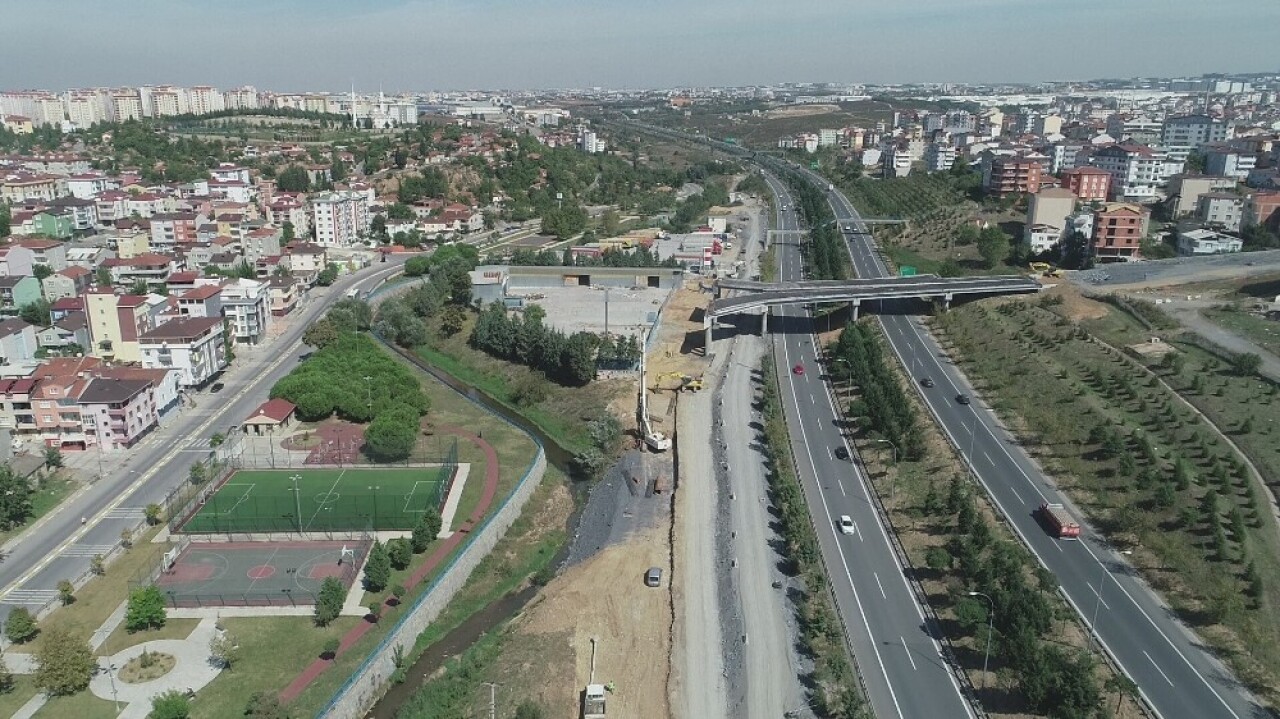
[{"x1": 0, "y1": 0, "x2": 1275, "y2": 91}]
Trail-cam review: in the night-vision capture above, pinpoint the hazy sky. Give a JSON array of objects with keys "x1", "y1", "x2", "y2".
[{"x1": 1, "y1": 0, "x2": 1275, "y2": 91}]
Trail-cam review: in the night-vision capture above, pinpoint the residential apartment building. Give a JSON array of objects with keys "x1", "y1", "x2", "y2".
[
  {"x1": 0, "y1": 319, "x2": 38, "y2": 365},
  {"x1": 924, "y1": 141, "x2": 957, "y2": 172},
  {"x1": 1204, "y1": 147, "x2": 1256, "y2": 181},
  {"x1": 1090, "y1": 144, "x2": 1166, "y2": 201},
  {"x1": 1244, "y1": 192, "x2": 1280, "y2": 231},
  {"x1": 85, "y1": 290, "x2": 155, "y2": 362},
  {"x1": 0, "y1": 377, "x2": 38, "y2": 437},
  {"x1": 217, "y1": 278, "x2": 271, "y2": 345},
  {"x1": 1177, "y1": 227, "x2": 1242, "y2": 256},
  {"x1": 1195, "y1": 193, "x2": 1245, "y2": 232},
  {"x1": 984, "y1": 156, "x2": 1042, "y2": 197},
  {"x1": 1161, "y1": 115, "x2": 1230, "y2": 164},
  {"x1": 0, "y1": 276, "x2": 41, "y2": 314},
  {"x1": 267, "y1": 276, "x2": 299, "y2": 316},
  {"x1": 1024, "y1": 187, "x2": 1077, "y2": 250},
  {"x1": 149, "y1": 213, "x2": 200, "y2": 250},
  {"x1": 1166, "y1": 175, "x2": 1239, "y2": 217},
  {"x1": 1092, "y1": 203, "x2": 1149, "y2": 262},
  {"x1": 13, "y1": 238, "x2": 68, "y2": 272},
  {"x1": 310, "y1": 191, "x2": 369, "y2": 247},
  {"x1": 139, "y1": 317, "x2": 227, "y2": 388},
  {"x1": 79, "y1": 377, "x2": 156, "y2": 450},
  {"x1": 1061, "y1": 166, "x2": 1111, "y2": 202}
]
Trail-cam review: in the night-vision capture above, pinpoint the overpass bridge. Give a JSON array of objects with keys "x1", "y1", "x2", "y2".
[{"x1": 703, "y1": 274, "x2": 1041, "y2": 346}]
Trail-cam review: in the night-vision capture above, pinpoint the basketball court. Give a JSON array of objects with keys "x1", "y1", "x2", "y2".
[{"x1": 155, "y1": 540, "x2": 369, "y2": 607}]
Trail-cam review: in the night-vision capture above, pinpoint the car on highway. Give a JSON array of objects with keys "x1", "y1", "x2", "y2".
[
  {"x1": 644, "y1": 567, "x2": 662, "y2": 587},
  {"x1": 792, "y1": 363, "x2": 805, "y2": 376},
  {"x1": 920, "y1": 377, "x2": 935, "y2": 388},
  {"x1": 956, "y1": 393, "x2": 971, "y2": 405},
  {"x1": 834, "y1": 446, "x2": 849, "y2": 460},
  {"x1": 838, "y1": 515, "x2": 855, "y2": 535}
]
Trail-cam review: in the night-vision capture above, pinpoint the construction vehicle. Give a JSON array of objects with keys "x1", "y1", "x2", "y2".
[
  {"x1": 1029, "y1": 262, "x2": 1065, "y2": 279},
  {"x1": 583, "y1": 684, "x2": 607, "y2": 719},
  {"x1": 652, "y1": 372, "x2": 702, "y2": 393},
  {"x1": 1037, "y1": 502, "x2": 1081, "y2": 539}
]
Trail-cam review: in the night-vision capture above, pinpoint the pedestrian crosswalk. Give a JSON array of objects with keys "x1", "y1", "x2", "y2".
[
  {"x1": 60, "y1": 544, "x2": 115, "y2": 558},
  {"x1": 1, "y1": 589, "x2": 58, "y2": 604},
  {"x1": 103, "y1": 506, "x2": 145, "y2": 520},
  {"x1": 186, "y1": 437, "x2": 213, "y2": 450}
]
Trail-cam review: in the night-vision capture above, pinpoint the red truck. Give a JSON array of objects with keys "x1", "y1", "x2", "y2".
[{"x1": 1038, "y1": 502, "x2": 1081, "y2": 539}]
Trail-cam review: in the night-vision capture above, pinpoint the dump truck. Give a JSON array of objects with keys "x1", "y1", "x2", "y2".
[
  {"x1": 583, "y1": 684, "x2": 607, "y2": 719},
  {"x1": 1038, "y1": 502, "x2": 1081, "y2": 539}
]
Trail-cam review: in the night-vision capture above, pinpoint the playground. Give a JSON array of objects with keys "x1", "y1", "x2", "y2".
[
  {"x1": 177, "y1": 466, "x2": 453, "y2": 534},
  {"x1": 156, "y1": 540, "x2": 370, "y2": 607}
]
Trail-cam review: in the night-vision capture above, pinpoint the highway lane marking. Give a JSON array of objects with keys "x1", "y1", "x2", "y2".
[
  {"x1": 0, "y1": 268, "x2": 400, "y2": 603},
  {"x1": 1087, "y1": 582, "x2": 1111, "y2": 610},
  {"x1": 874, "y1": 572, "x2": 887, "y2": 599},
  {"x1": 983, "y1": 451, "x2": 994, "y2": 466},
  {"x1": 900, "y1": 637, "x2": 918, "y2": 670},
  {"x1": 1009, "y1": 486, "x2": 1025, "y2": 505},
  {"x1": 1144, "y1": 651, "x2": 1175, "y2": 686}
]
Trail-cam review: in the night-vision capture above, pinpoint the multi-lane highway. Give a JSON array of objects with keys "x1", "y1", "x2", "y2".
[
  {"x1": 0, "y1": 257, "x2": 409, "y2": 620},
  {"x1": 798, "y1": 165, "x2": 1266, "y2": 719},
  {"x1": 759, "y1": 173, "x2": 975, "y2": 719}
]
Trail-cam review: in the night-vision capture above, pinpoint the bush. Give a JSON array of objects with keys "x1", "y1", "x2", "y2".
[
  {"x1": 244, "y1": 692, "x2": 288, "y2": 719},
  {"x1": 322, "y1": 638, "x2": 340, "y2": 659},
  {"x1": 148, "y1": 689, "x2": 190, "y2": 719},
  {"x1": 411, "y1": 510, "x2": 442, "y2": 552},
  {"x1": 388, "y1": 538, "x2": 412, "y2": 571}
]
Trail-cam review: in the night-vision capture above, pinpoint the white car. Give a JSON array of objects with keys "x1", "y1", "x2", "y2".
[{"x1": 838, "y1": 515, "x2": 855, "y2": 535}]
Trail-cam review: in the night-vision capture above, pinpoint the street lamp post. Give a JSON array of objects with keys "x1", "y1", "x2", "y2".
[
  {"x1": 108, "y1": 663, "x2": 120, "y2": 711},
  {"x1": 1089, "y1": 551, "x2": 1131, "y2": 652},
  {"x1": 368, "y1": 485, "x2": 381, "y2": 529},
  {"x1": 875, "y1": 438, "x2": 898, "y2": 464},
  {"x1": 363, "y1": 375, "x2": 373, "y2": 410},
  {"x1": 968, "y1": 591, "x2": 995, "y2": 693}
]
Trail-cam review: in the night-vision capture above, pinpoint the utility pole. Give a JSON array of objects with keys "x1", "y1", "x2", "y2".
[
  {"x1": 482, "y1": 682, "x2": 500, "y2": 719},
  {"x1": 290, "y1": 474, "x2": 303, "y2": 533}
]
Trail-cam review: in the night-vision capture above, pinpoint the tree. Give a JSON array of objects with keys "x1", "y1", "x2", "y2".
[
  {"x1": 601, "y1": 209, "x2": 621, "y2": 237},
  {"x1": 387, "y1": 203, "x2": 414, "y2": 221},
  {"x1": 148, "y1": 690, "x2": 191, "y2": 719},
  {"x1": 32, "y1": 264, "x2": 52, "y2": 281},
  {"x1": 411, "y1": 510, "x2": 442, "y2": 553},
  {"x1": 1245, "y1": 561, "x2": 1264, "y2": 600},
  {"x1": 440, "y1": 305, "x2": 466, "y2": 337},
  {"x1": 976, "y1": 226, "x2": 1011, "y2": 268},
  {"x1": 276, "y1": 165, "x2": 311, "y2": 193},
  {"x1": 1106, "y1": 673, "x2": 1139, "y2": 717},
  {"x1": 364, "y1": 407, "x2": 418, "y2": 462},
  {"x1": 4, "y1": 608, "x2": 37, "y2": 644},
  {"x1": 33, "y1": 627, "x2": 94, "y2": 696},
  {"x1": 144, "y1": 503, "x2": 163, "y2": 525},
  {"x1": 41, "y1": 445, "x2": 63, "y2": 470},
  {"x1": 125, "y1": 585, "x2": 167, "y2": 632},
  {"x1": 1230, "y1": 352, "x2": 1262, "y2": 377},
  {"x1": 95, "y1": 265, "x2": 112, "y2": 287},
  {"x1": 210, "y1": 630, "x2": 240, "y2": 669},
  {"x1": 388, "y1": 538, "x2": 412, "y2": 571},
  {"x1": 315, "y1": 577, "x2": 345, "y2": 627},
  {"x1": 281, "y1": 221, "x2": 295, "y2": 243},
  {"x1": 364, "y1": 541, "x2": 392, "y2": 592},
  {"x1": 0, "y1": 204, "x2": 9, "y2": 238},
  {"x1": 370, "y1": 214, "x2": 388, "y2": 240},
  {"x1": 302, "y1": 319, "x2": 341, "y2": 349},
  {"x1": 316, "y1": 263, "x2": 340, "y2": 287},
  {"x1": 953, "y1": 596, "x2": 988, "y2": 634},
  {"x1": 19, "y1": 299, "x2": 51, "y2": 326},
  {"x1": 244, "y1": 692, "x2": 288, "y2": 719},
  {"x1": 188, "y1": 462, "x2": 207, "y2": 485},
  {"x1": 57, "y1": 579, "x2": 75, "y2": 606},
  {"x1": 131, "y1": 279, "x2": 150, "y2": 296}
]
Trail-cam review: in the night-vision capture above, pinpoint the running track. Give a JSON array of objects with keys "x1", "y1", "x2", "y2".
[{"x1": 279, "y1": 425, "x2": 501, "y2": 703}]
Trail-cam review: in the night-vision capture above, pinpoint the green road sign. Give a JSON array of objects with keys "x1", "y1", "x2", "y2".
[{"x1": 899, "y1": 266, "x2": 917, "y2": 277}]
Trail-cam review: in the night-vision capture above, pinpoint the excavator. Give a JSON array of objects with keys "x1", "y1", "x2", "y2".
[
  {"x1": 651, "y1": 371, "x2": 703, "y2": 393},
  {"x1": 1028, "y1": 262, "x2": 1064, "y2": 279}
]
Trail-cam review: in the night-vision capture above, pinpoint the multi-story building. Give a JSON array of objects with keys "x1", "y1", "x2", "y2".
[
  {"x1": 984, "y1": 156, "x2": 1042, "y2": 197},
  {"x1": 110, "y1": 89, "x2": 144, "y2": 122},
  {"x1": 139, "y1": 317, "x2": 227, "y2": 388},
  {"x1": 1166, "y1": 174, "x2": 1238, "y2": 217},
  {"x1": 0, "y1": 318, "x2": 38, "y2": 365},
  {"x1": 1060, "y1": 166, "x2": 1111, "y2": 202},
  {"x1": 1177, "y1": 227, "x2": 1242, "y2": 256},
  {"x1": 85, "y1": 289, "x2": 155, "y2": 362},
  {"x1": 187, "y1": 86, "x2": 224, "y2": 115},
  {"x1": 1243, "y1": 191, "x2": 1280, "y2": 231},
  {"x1": 242, "y1": 228, "x2": 282, "y2": 265},
  {"x1": 0, "y1": 376, "x2": 38, "y2": 437},
  {"x1": 13, "y1": 238, "x2": 68, "y2": 272},
  {"x1": 1204, "y1": 146, "x2": 1256, "y2": 181},
  {"x1": 1090, "y1": 144, "x2": 1166, "y2": 201},
  {"x1": 1161, "y1": 115, "x2": 1230, "y2": 164},
  {"x1": 0, "y1": 173, "x2": 63, "y2": 203},
  {"x1": 78, "y1": 377, "x2": 157, "y2": 450},
  {"x1": 217, "y1": 278, "x2": 271, "y2": 345},
  {"x1": 1195, "y1": 193, "x2": 1245, "y2": 232},
  {"x1": 0, "y1": 276, "x2": 41, "y2": 314},
  {"x1": 310, "y1": 191, "x2": 369, "y2": 246},
  {"x1": 149, "y1": 212, "x2": 200, "y2": 250},
  {"x1": 1092, "y1": 202, "x2": 1149, "y2": 262},
  {"x1": 1026, "y1": 187, "x2": 1077, "y2": 241},
  {"x1": 223, "y1": 86, "x2": 260, "y2": 111},
  {"x1": 924, "y1": 141, "x2": 957, "y2": 172},
  {"x1": 266, "y1": 276, "x2": 299, "y2": 316}
]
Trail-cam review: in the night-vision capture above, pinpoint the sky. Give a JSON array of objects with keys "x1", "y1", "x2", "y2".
[{"x1": 0, "y1": 0, "x2": 1276, "y2": 92}]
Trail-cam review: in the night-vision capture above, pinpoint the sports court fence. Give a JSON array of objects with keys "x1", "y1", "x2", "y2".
[{"x1": 230, "y1": 431, "x2": 460, "y2": 470}]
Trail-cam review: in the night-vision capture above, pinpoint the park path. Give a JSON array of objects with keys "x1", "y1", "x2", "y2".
[{"x1": 278, "y1": 426, "x2": 500, "y2": 703}]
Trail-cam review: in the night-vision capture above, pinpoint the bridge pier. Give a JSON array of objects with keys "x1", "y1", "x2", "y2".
[
  {"x1": 704, "y1": 317, "x2": 714, "y2": 354},
  {"x1": 761, "y1": 308, "x2": 768, "y2": 334},
  {"x1": 849, "y1": 299, "x2": 861, "y2": 321},
  {"x1": 941, "y1": 293, "x2": 953, "y2": 311}
]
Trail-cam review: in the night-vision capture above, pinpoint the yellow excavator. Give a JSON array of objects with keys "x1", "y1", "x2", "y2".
[
  {"x1": 652, "y1": 372, "x2": 703, "y2": 393},
  {"x1": 1029, "y1": 262, "x2": 1064, "y2": 279}
]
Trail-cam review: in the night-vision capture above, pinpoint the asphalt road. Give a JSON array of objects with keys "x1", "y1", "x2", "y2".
[
  {"x1": 799, "y1": 165, "x2": 1268, "y2": 719},
  {"x1": 0, "y1": 257, "x2": 409, "y2": 620},
  {"x1": 757, "y1": 172, "x2": 974, "y2": 719}
]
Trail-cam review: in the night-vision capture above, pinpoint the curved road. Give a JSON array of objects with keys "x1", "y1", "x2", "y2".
[{"x1": 0, "y1": 257, "x2": 409, "y2": 620}]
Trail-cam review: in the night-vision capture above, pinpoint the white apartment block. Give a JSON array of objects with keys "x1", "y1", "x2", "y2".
[
  {"x1": 1195, "y1": 193, "x2": 1244, "y2": 232},
  {"x1": 213, "y1": 278, "x2": 271, "y2": 345},
  {"x1": 223, "y1": 86, "x2": 260, "y2": 111},
  {"x1": 310, "y1": 191, "x2": 370, "y2": 246},
  {"x1": 818, "y1": 129, "x2": 840, "y2": 147},
  {"x1": 1204, "y1": 148, "x2": 1256, "y2": 181},
  {"x1": 110, "y1": 90, "x2": 145, "y2": 121},
  {"x1": 1090, "y1": 144, "x2": 1168, "y2": 201},
  {"x1": 187, "y1": 86, "x2": 225, "y2": 115},
  {"x1": 139, "y1": 317, "x2": 227, "y2": 388},
  {"x1": 924, "y1": 142, "x2": 957, "y2": 172}
]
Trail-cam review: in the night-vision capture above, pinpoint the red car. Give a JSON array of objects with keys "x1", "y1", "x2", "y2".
[{"x1": 792, "y1": 363, "x2": 805, "y2": 376}]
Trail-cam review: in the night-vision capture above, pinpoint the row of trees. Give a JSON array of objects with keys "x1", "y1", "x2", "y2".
[
  {"x1": 470, "y1": 303, "x2": 600, "y2": 386},
  {"x1": 783, "y1": 172, "x2": 847, "y2": 280},
  {"x1": 830, "y1": 321, "x2": 925, "y2": 460},
  {"x1": 501, "y1": 246, "x2": 679, "y2": 269},
  {"x1": 282, "y1": 328, "x2": 429, "y2": 461}
]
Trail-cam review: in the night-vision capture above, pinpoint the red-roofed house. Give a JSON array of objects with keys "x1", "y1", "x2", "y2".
[
  {"x1": 41, "y1": 265, "x2": 91, "y2": 301},
  {"x1": 241, "y1": 398, "x2": 296, "y2": 436}
]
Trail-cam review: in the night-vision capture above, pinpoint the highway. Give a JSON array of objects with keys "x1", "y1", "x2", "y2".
[
  {"x1": 798, "y1": 165, "x2": 1267, "y2": 719},
  {"x1": 0, "y1": 257, "x2": 409, "y2": 620},
  {"x1": 759, "y1": 172, "x2": 975, "y2": 719}
]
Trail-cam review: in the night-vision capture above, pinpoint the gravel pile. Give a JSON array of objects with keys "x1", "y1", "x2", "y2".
[{"x1": 565, "y1": 450, "x2": 672, "y2": 567}]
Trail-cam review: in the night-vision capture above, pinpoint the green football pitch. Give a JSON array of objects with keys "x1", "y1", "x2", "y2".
[{"x1": 179, "y1": 467, "x2": 450, "y2": 533}]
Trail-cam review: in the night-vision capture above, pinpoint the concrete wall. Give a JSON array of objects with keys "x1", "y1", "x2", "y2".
[
  {"x1": 317, "y1": 430, "x2": 547, "y2": 719},
  {"x1": 480, "y1": 264, "x2": 684, "y2": 291}
]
